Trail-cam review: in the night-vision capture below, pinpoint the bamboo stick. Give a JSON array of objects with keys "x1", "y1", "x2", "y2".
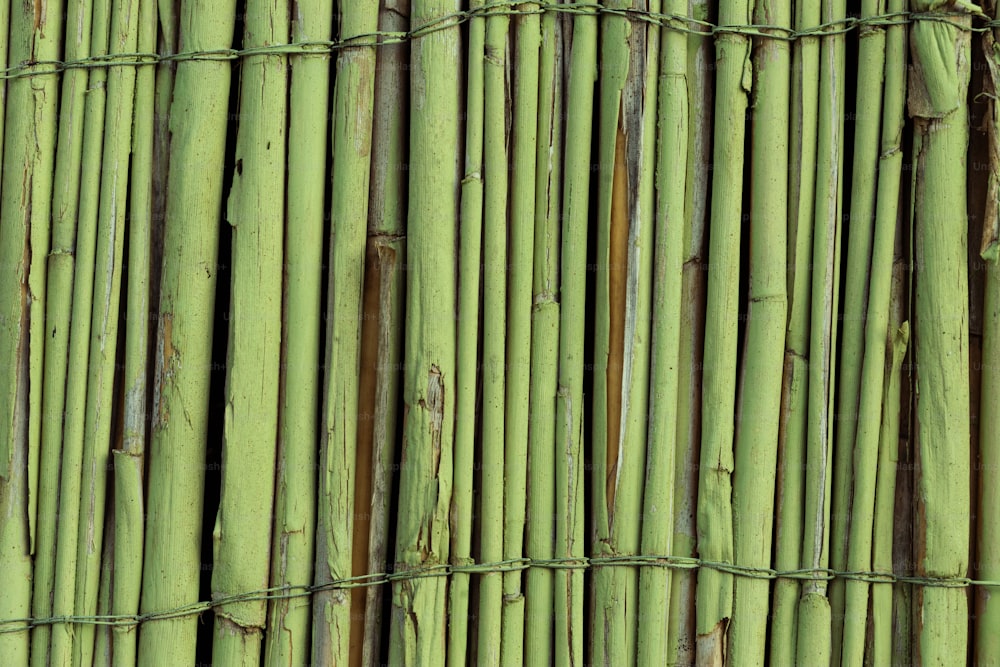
[
  {"x1": 636, "y1": 0, "x2": 687, "y2": 662},
  {"x1": 908, "y1": 2, "x2": 974, "y2": 660},
  {"x1": 210, "y1": 0, "x2": 288, "y2": 662},
  {"x1": 263, "y1": 0, "x2": 332, "y2": 663},
  {"x1": 667, "y1": 0, "x2": 713, "y2": 660},
  {"x1": 49, "y1": 1, "x2": 111, "y2": 662},
  {"x1": 728, "y1": 0, "x2": 791, "y2": 661},
  {"x1": 358, "y1": 4, "x2": 409, "y2": 665},
  {"x1": 524, "y1": 4, "x2": 563, "y2": 663},
  {"x1": 449, "y1": 0, "x2": 484, "y2": 663},
  {"x1": 768, "y1": 0, "x2": 820, "y2": 655},
  {"x1": 696, "y1": 0, "x2": 754, "y2": 656},
  {"x1": 30, "y1": 0, "x2": 97, "y2": 660},
  {"x1": 137, "y1": 1, "x2": 237, "y2": 662},
  {"x1": 592, "y1": 1, "x2": 657, "y2": 663},
  {"x1": 311, "y1": 2, "x2": 379, "y2": 663},
  {"x1": 388, "y1": 0, "x2": 461, "y2": 661},
  {"x1": 554, "y1": 4, "x2": 597, "y2": 664},
  {"x1": 477, "y1": 5, "x2": 511, "y2": 664},
  {"x1": 500, "y1": 6, "x2": 540, "y2": 664}
]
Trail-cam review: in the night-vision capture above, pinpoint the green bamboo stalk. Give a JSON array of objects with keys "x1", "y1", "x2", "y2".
[
  {"x1": 828, "y1": 0, "x2": 889, "y2": 653},
  {"x1": 767, "y1": 0, "x2": 819, "y2": 655},
  {"x1": 210, "y1": 0, "x2": 288, "y2": 663},
  {"x1": 73, "y1": 0, "x2": 142, "y2": 659},
  {"x1": 667, "y1": 0, "x2": 713, "y2": 659},
  {"x1": 449, "y1": 0, "x2": 484, "y2": 663},
  {"x1": 636, "y1": 0, "x2": 687, "y2": 662},
  {"x1": 872, "y1": 315, "x2": 908, "y2": 667},
  {"x1": 796, "y1": 0, "x2": 847, "y2": 657},
  {"x1": 91, "y1": 504, "x2": 115, "y2": 667},
  {"x1": 137, "y1": 1, "x2": 237, "y2": 662},
  {"x1": 477, "y1": 5, "x2": 511, "y2": 664},
  {"x1": 839, "y1": 0, "x2": 907, "y2": 657},
  {"x1": 358, "y1": 4, "x2": 408, "y2": 664},
  {"x1": 29, "y1": 0, "x2": 96, "y2": 660},
  {"x1": 591, "y1": 1, "x2": 657, "y2": 663},
  {"x1": 524, "y1": 3, "x2": 562, "y2": 662},
  {"x1": 500, "y1": 6, "x2": 540, "y2": 664},
  {"x1": 311, "y1": 3, "x2": 378, "y2": 664},
  {"x1": 263, "y1": 0, "x2": 331, "y2": 664},
  {"x1": 0, "y1": 1, "x2": 62, "y2": 661},
  {"x1": 554, "y1": 4, "x2": 597, "y2": 664},
  {"x1": 388, "y1": 0, "x2": 461, "y2": 661},
  {"x1": 728, "y1": 0, "x2": 790, "y2": 661},
  {"x1": 696, "y1": 0, "x2": 754, "y2": 656},
  {"x1": 48, "y1": 2, "x2": 111, "y2": 663},
  {"x1": 908, "y1": 3, "x2": 974, "y2": 661}
]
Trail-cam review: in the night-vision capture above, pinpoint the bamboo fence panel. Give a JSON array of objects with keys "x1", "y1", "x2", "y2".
[{"x1": 1, "y1": 2, "x2": 1000, "y2": 666}]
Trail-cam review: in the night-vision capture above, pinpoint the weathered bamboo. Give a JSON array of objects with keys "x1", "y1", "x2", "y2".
[
  {"x1": 210, "y1": 0, "x2": 288, "y2": 662},
  {"x1": 908, "y1": 2, "x2": 973, "y2": 660},
  {"x1": 554, "y1": 4, "x2": 598, "y2": 664},
  {"x1": 728, "y1": 0, "x2": 790, "y2": 661},
  {"x1": 263, "y1": 1, "x2": 331, "y2": 665},
  {"x1": 477, "y1": 5, "x2": 511, "y2": 664},
  {"x1": 388, "y1": 0, "x2": 461, "y2": 661},
  {"x1": 137, "y1": 1, "x2": 237, "y2": 662},
  {"x1": 30, "y1": 0, "x2": 96, "y2": 660},
  {"x1": 500, "y1": 6, "x2": 540, "y2": 664},
  {"x1": 449, "y1": 0, "x2": 484, "y2": 663},
  {"x1": 696, "y1": 0, "x2": 753, "y2": 656},
  {"x1": 524, "y1": 3, "x2": 563, "y2": 662},
  {"x1": 591, "y1": 1, "x2": 657, "y2": 663},
  {"x1": 636, "y1": 0, "x2": 687, "y2": 661}
]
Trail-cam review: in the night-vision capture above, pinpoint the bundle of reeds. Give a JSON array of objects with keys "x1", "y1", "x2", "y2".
[{"x1": 1, "y1": 0, "x2": 999, "y2": 665}]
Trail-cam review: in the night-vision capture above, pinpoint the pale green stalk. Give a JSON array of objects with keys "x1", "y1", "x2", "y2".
[
  {"x1": 74, "y1": 1, "x2": 143, "y2": 662},
  {"x1": 524, "y1": 4, "x2": 562, "y2": 662},
  {"x1": 908, "y1": 4, "x2": 973, "y2": 661},
  {"x1": 49, "y1": 3, "x2": 111, "y2": 663},
  {"x1": 796, "y1": 0, "x2": 847, "y2": 656},
  {"x1": 358, "y1": 4, "x2": 408, "y2": 664},
  {"x1": 30, "y1": 0, "x2": 96, "y2": 660},
  {"x1": 264, "y1": 0, "x2": 331, "y2": 664},
  {"x1": 839, "y1": 0, "x2": 907, "y2": 657},
  {"x1": 477, "y1": 7, "x2": 511, "y2": 666},
  {"x1": 554, "y1": 4, "x2": 597, "y2": 664},
  {"x1": 311, "y1": 3, "x2": 378, "y2": 664},
  {"x1": 91, "y1": 509, "x2": 114, "y2": 667},
  {"x1": 696, "y1": 0, "x2": 753, "y2": 656},
  {"x1": 729, "y1": 0, "x2": 790, "y2": 662},
  {"x1": 388, "y1": 0, "x2": 461, "y2": 662},
  {"x1": 137, "y1": 1, "x2": 237, "y2": 662},
  {"x1": 667, "y1": 0, "x2": 713, "y2": 660},
  {"x1": 828, "y1": 0, "x2": 888, "y2": 653},
  {"x1": 500, "y1": 6, "x2": 540, "y2": 664},
  {"x1": 977, "y1": 2, "x2": 1000, "y2": 661},
  {"x1": 872, "y1": 319, "x2": 908, "y2": 667},
  {"x1": 0, "y1": 3, "x2": 62, "y2": 662},
  {"x1": 591, "y1": 1, "x2": 657, "y2": 663},
  {"x1": 449, "y1": 0, "x2": 484, "y2": 663},
  {"x1": 636, "y1": 0, "x2": 686, "y2": 662}
]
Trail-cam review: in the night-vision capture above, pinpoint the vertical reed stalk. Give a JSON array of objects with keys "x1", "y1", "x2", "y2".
[
  {"x1": 525, "y1": 3, "x2": 562, "y2": 662},
  {"x1": 555, "y1": 4, "x2": 597, "y2": 664},
  {"x1": 477, "y1": 5, "x2": 511, "y2": 664},
  {"x1": 389, "y1": 0, "x2": 461, "y2": 662},
  {"x1": 908, "y1": 3, "x2": 973, "y2": 661},
  {"x1": 138, "y1": 2, "x2": 237, "y2": 662},
  {"x1": 500, "y1": 6, "x2": 540, "y2": 663},
  {"x1": 637, "y1": 2, "x2": 687, "y2": 663},
  {"x1": 264, "y1": 0, "x2": 332, "y2": 663}
]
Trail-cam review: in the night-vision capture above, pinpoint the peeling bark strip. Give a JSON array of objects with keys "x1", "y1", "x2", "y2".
[
  {"x1": 908, "y1": 4, "x2": 973, "y2": 663},
  {"x1": 389, "y1": 0, "x2": 459, "y2": 663},
  {"x1": 137, "y1": 1, "x2": 237, "y2": 663}
]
